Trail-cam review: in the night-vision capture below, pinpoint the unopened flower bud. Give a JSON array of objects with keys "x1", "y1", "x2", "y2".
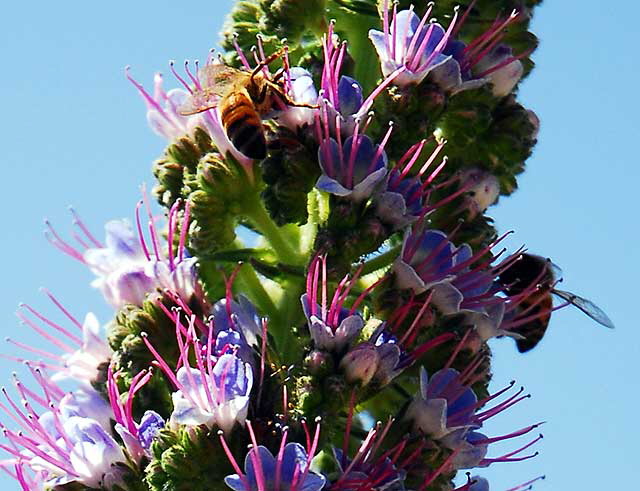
[
  {"x1": 340, "y1": 344, "x2": 380, "y2": 386},
  {"x1": 305, "y1": 350, "x2": 331, "y2": 374},
  {"x1": 459, "y1": 168, "x2": 500, "y2": 217}
]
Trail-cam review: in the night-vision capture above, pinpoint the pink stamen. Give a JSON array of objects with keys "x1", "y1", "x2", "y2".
[
  {"x1": 482, "y1": 434, "x2": 542, "y2": 464},
  {"x1": 16, "y1": 312, "x2": 77, "y2": 353},
  {"x1": 369, "y1": 122, "x2": 393, "y2": 174},
  {"x1": 69, "y1": 207, "x2": 102, "y2": 248},
  {"x1": 405, "y1": 4, "x2": 434, "y2": 67},
  {"x1": 169, "y1": 60, "x2": 193, "y2": 93},
  {"x1": 399, "y1": 292, "x2": 432, "y2": 346},
  {"x1": 357, "y1": 66, "x2": 407, "y2": 117},
  {"x1": 44, "y1": 220, "x2": 85, "y2": 263},
  {"x1": 126, "y1": 67, "x2": 173, "y2": 124},
  {"x1": 399, "y1": 4, "x2": 415, "y2": 64},
  {"x1": 381, "y1": 0, "x2": 391, "y2": 60},
  {"x1": 135, "y1": 201, "x2": 152, "y2": 261},
  {"x1": 232, "y1": 34, "x2": 252, "y2": 70},
  {"x1": 506, "y1": 475, "x2": 546, "y2": 491},
  {"x1": 184, "y1": 60, "x2": 201, "y2": 90},
  {"x1": 407, "y1": 22, "x2": 436, "y2": 72},
  {"x1": 218, "y1": 430, "x2": 251, "y2": 490},
  {"x1": 416, "y1": 7, "x2": 460, "y2": 74},
  {"x1": 452, "y1": 0, "x2": 478, "y2": 37},
  {"x1": 390, "y1": 1, "x2": 398, "y2": 60},
  {"x1": 141, "y1": 185, "x2": 163, "y2": 261},
  {"x1": 274, "y1": 426, "x2": 289, "y2": 490},
  {"x1": 246, "y1": 420, "x2": 267, "y2": 491}
]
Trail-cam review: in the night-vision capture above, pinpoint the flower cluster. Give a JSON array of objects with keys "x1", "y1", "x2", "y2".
[{"x1": 1, "y1": 1, "x2": 609, "y2": 490}]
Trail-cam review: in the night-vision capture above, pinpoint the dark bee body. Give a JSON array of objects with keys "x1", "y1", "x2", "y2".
[
  {"x1": 219, "y1": 89, "x2": 268, "y2": 159},
  {"x1": 179, "y1": 51, "x2": 316, "y2": 160},
  {"x1": 498, "y1": 254, "x2": 554, "y2": 352},
  {"x1": 498, "y1": 253, "x2": 614, "y2": 352}
]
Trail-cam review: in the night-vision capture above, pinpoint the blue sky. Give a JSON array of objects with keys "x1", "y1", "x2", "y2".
[{"x1": 0, "y1": 1, "x2": 638, "y2": 489}]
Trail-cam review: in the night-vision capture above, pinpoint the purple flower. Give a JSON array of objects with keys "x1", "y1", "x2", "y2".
[
  {"x1": 340, "y1": 343, "x2": 380, "y2": 386},
  {"x1": 394, "y1": 229, "x2": 466, "y2": 299},
  {"x1": 369, "y1": 326, "x2": 412, "y2": 385},
  {"x1": 302, "y1": 256, "x2": 366, "y2": 351},
  {"x1": 369, "y1": 1, "x2": 457, "y2": 86},
  {"x1": 0, "y1": 368, "x2": 127, "y2": 488},
  {"x1": 143, "y1": 314, "x2": 253, "y2": 433},
  {"x1": 455, "y1": 168, "x2": 501, "y2": 219},
  {"x1": 211, "y1": 294, "x2": 262, "y2": 349},
  {"x1": 47, "y1": 198, "x2": 201, "y2": 309},
  {"x1": 127, "y1": 68, "x2": 204, "y2": 141},
  {"x1": 393, "y1": 228, "x2": 500, "y2": 314},
  {"x1": 318, "y1": 21, "x2": 405, "y2": 137},
  {"x1": 406, "y1": 367, "x2": 478, "y2": 438},
  {"x1": 273, "y1": 67, "x2": 318, "y2": 130},
  {"x1": 429, "y1": 12, "x2": 525, "y2": 95},
  {"x1": 467, "y1": 476, "x2": 489, "y2": 491},
  {"x1": 224, "y1": 441, "x2": 326, "y2": 491},
  {"x1": 407, "y1": 366, "x2": 543, "y2": 470},
  {"x1": 13, "y1": 290, "x2": 111, "y2": 385},
  {"x1": 316, "y1": 131, "x2": 389, "y2": 202},
  {"x1": 108, "y1": 366, "x2": 165, "y2": 463},
  {"x1": 374, "y1": 139, "x2": 447, "y2": 230},
  {"x1": 331, "y1": 447, "x2": 406, "y2": 491}
]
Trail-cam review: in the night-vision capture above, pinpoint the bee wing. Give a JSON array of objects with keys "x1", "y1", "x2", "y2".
[
  {"x1": 553, "y1": 289, "x2": 615, "y2": 329},
  {"x1": 549, "y1": 261, "x2": 563, "y2": 281},
  {"x1": 178, "y1": 65, "x2": 248, "y2": 115},
  {"x1": 178, "y1": 87, "x2": 220, "y2": 115},
  {"x1": 199, "y1": 64, "x2": 247, "y2": 89}
]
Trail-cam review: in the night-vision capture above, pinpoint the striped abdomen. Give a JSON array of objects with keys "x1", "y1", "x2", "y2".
[
  {"x1": 515, "y1": 292, "x2": 553, "y2": 352},
  {"x1": 219, "y1": 91, "x2": 267, "y2": 160}
]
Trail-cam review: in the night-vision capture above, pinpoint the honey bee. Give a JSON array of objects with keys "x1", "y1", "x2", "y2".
[
  {"x1": 179, "y1": 50, "x2": 315, "y2": 160},
  {"x1": 497, "y1": 253, "x2": 614, "y2": 352}
]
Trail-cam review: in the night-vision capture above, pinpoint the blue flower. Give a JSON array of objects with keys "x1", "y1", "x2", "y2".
[
  {"x1": 429, "y1": 14, "x2": 524, "y2": 95},
  {"x1": 317, "y1": 134, "x2": 388, "y2": 202},
  {"x1": 170, "y1": 353, "x2": 253, "y2": 433},
  {"x1": 211, "y1": 295, "x2": 262, "y2": 348},
  {"x1": 369, "y1": 2, "x2": 456, "y2": 86},
  {"x1": 137, "y1": 411, "x2": 165, "y2": 450},
  {"x1": 224, "y1": 443, "x2": 326, "y2": 491},
  {"x1": 406, "y1": 367, "x2": 478, "y2": 438},
  {"x1": 374, "y1": 139, "x2": 447, "y2": 230},
  {"x1": 302, "y1": 256, "x2": 365, "y2": 352},
  {"x1": 394, "y1": 229, "x2": 496, "y2": 314},
  {"x1": 47, "y1": 199, "x2": 200, "y2": 308}
]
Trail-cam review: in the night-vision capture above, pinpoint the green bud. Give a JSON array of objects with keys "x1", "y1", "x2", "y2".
[
  {"x1": 145, "y1": 426, "x2": 238, "y2": 491},
  {"x1": 153, "y1": 127, "x2": 214, "y2": 208},
  {"x1": 186, "y1": 152, "x2": 254, "y2": 256}
]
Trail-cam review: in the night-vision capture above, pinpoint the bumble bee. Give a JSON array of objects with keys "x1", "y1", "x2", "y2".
[
  {"x1": 179, "y1": 50, "x2": 315, "y2": 160},
  {"x1": 497, "y1": 253, "x2": 614, "y2": 352}
]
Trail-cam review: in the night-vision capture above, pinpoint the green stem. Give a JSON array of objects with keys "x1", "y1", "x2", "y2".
[
  {"x1": 235, "y1": 263, "x2": 279, "y2": 324},
  {"x1": 360, "y1": 245, "x2": 401, "y2": 276},
  {"x1": 275, "y1": 278, "x2": 305, "y2": 364},
  {"x1": 243, "y1": 194, "x2": 301, "y2": 264}
]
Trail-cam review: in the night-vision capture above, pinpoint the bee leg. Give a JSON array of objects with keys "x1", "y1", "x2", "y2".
[
  {"x1": 250, "y1": 49, "x2": 286, "y2": 81},
  {"x1": 266, "y1": 81, "x2": 319, "y2": 109}
]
